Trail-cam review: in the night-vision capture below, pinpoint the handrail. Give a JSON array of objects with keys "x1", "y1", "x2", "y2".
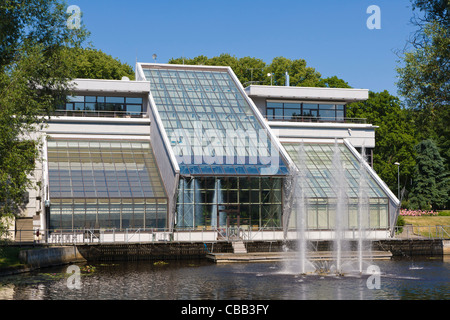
[
  {"x1": 264, "y1": 115, "x2": 367, "y2": 124},
  {"x1": 52, "y1": 109, "x2": 148, "y2": 118},
  {"x1": 2, "y1": 226, "x2": 449, "y2": 244}
]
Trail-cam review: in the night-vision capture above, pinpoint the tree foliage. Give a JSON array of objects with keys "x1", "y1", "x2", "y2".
[
  {"x1": 396, "y1": 21, "x2": 450, "y2": 169},
  {"x1": 66, "y1": 47, "x2": 135, "y2": 80},
  {"x1": 408, "y1": 140, "x2": 449, "y2": 210},
  {"x1": 168, "y1": 53, "x2": 349, "y2": 88},
  {"x1": 396, "y1": 1, "x2": 450, "y2": 210},
  {"x1": 347, "y1": 91, "x2": 417, "y2": 194},
  {"x1": 0, "y1": 0, "x2": 88, "y2": 227}
]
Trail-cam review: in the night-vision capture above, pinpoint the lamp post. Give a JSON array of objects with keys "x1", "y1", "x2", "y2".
[
  {"x1": 267, "y1": 73, "x2": 273, "y2": 86},
  {"x1": 394, "y1": 162, "x2": 400, "y2": 199}
]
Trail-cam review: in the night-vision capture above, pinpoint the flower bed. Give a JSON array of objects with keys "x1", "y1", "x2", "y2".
[{"x1": 400, "y1": 209, "x2": 438, "y2": 216}]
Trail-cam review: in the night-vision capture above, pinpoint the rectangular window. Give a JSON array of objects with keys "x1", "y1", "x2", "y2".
[{"x1": 56, "y1": 95, "x2": 144, "y2": 118}]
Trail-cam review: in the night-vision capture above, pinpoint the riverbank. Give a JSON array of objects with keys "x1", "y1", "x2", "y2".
[
  {"x1": 1, "y1": 238, "x2": 449, "y2": 276},
  {"x1": 0, "y1": 246, "x2": 37, "y2": 276},
  {"x1": 0, "y1": 245, "x2": 86, "y2": 276}
]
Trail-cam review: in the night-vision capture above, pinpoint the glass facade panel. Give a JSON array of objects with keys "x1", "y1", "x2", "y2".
[
  {"x1": 48, "y1": 140, "x2": 168, "y2": 230},
  {"x1": 176, "y1": 176, "x2": 282, "y2": 230},
  {"x1": 283, "y1": 142, "x2": 390, "y2": 230},
  {"x1": 143, "y1": 66, "x2": 289, "y2": 176}
]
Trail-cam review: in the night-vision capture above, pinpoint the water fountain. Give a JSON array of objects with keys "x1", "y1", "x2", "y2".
[
  {"x1": 357, "y1": 145, "x2": 371, "y2": 274},
  {"x1": 331, "y1": 139, "x2": 349, "y2": 275},
  {"x1": 284, "y1": 140, "x2": 373, "y2": 276},
  {"x1": 289, "y1": 141, "x2": 315, "y2": 274}
]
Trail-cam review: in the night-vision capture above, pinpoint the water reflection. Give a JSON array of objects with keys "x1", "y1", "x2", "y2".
[{"x1": 0, "y1": 258, "x2": 448, "y2": 300}]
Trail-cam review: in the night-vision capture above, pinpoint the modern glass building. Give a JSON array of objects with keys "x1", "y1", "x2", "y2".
[
  {"x1": 138, "y1": 64, "x2": 291, "y2": 232},
  {"x1": 17, "y1": 64, "x2": 400, "y2": 242}
]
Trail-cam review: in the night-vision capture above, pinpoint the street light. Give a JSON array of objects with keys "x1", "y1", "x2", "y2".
[
  {"x1": 267, "y1": 73, "x2": 273, "y2": 86},
  {"x1": 394, "y1": 162, "x2": 400, "y2": 199}
]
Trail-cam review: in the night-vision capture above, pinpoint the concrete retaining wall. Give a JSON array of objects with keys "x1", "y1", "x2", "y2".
[
  {"x1": 376, "y1": 239, "x2": 444, "y2": 256},
  {"x1": 76, "y1": 242, "x2": 233, "y2": 262},
  {"x1": 13, "y1": 239, "x2": 448, "y2": 269},
  {"x1": 75, "y1": 239, "x2": 447, "y2": 262},
  {"x1": 244, "y1": 239, "x2": 445, "y2": 257},
  {"x1": 18, "y1": 246, "x2": 86, "y2": 268}
]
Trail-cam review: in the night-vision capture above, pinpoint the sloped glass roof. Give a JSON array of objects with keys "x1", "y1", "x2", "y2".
[
  {"x1": 47, "y1": 140, "x2": 167, "y2": 199},
  {"x1": 143, "y1": 66, "x2": 289, "y2": 176},
  {"x1": 282, "y1": 142, "x2": 388, "y2": 199}
]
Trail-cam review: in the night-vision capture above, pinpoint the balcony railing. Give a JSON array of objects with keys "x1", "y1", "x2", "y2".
[
  {"x1": 265, "y1": 115, "x2": 367, "y2": 124},
  {"x1": 52, "y1": 110, "x2": 148, "y2": 118}
]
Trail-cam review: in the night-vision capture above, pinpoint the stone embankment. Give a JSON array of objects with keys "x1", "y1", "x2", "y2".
[{"x1": 1, "y1": 239, "x2": 448, "y2": 275}]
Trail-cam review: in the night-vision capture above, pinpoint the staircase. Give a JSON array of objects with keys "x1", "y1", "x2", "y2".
[
  {"x1": 15, "y1": 218, "x2": 34, "y2": 243},
  {"x1": 232, "y1": 241, "x2": 247, "y2": 254}
]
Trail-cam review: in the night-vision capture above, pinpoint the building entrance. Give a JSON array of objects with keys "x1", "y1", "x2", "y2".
[{"x1": 217, "y1": 204, "x2": 241, "y2": 239}]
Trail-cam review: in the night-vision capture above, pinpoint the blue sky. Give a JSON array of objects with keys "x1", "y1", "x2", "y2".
[{"x1": 69, "y1": 0, "x2": 418, "y2": 95}]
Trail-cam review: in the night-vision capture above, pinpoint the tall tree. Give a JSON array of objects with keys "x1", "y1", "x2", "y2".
[
  {"x1": 66, "y1": 47, "x2": 135, "y2": 80},
  {"x1": 397, "y1": 1, "x2": 450, "y2": 169},
  {"x1": 168, "y1": 54, "x2": 346, "y2": 89},
  {"x1": 408, "y1": 139, "x2": 449, "y2": 210},
  {"x1": 265, "y1": 56, "x2": 322, "y2": 87},
  {"x1": 347, "y1": 91, "x2": 417, "y2": 195},
  {"x1": 0, "y1": 0, "x2": 88, "y2": 232}
]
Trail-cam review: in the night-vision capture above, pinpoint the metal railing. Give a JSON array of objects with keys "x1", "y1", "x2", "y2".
[
  {"x1": 52, "y1": 110, "x2": 148, "y2": 118},
  {"x1": 2, "y1": 225, "x2": 449, "y2": 245},
  {"x1": 394, "y1": 224, "x2": 450, "y2": 239},
  {"x1": 264, "y1": 115, "x2": 367, "y2": 124}
]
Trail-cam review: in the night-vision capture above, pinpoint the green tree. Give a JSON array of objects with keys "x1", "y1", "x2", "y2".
[
  {"x1": 397, "y1": 2, "x2": 450, "y2": 169},
  {"x1": 409, "y1": 139, "x2": 449, "y2": 210},
  {"x1": 265, "y1": 56, "x2": 322, "y2": 87},
  {"x1": 235, "y1": 56, "x2": 267, "y2": 86},
  {"x1": 66, "y1": 47, "x2": 135, "y2": 80},
  {"x1": 318, "y1": 76, "x2": 352, "y2": 88},
  {"x1": 0, "y1": 0, "x2": 88, "y2": 232},
  {"x1": 169, "y1": 54, "x2": 267, "y2": 86},
  {"x1": 347, "y1": 91, "x2": 417, "y2": 195},
  {"x1": 169, "y1": 54, "x2": 348, "y2": 89}
]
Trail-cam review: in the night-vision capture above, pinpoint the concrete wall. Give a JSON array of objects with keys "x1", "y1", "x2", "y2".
[
  {"x1": 245, "y1": 239, "x2": 446, "y2": 257},
  {"x1": 147, "y1": 93, "x2": 180, "y2": 232},
  {"x1": 18, "y1": 246, "x2": 86, "y2": 268},
  {"x1": 245, "y1": 85, "x2": 369, "y2": 103},
  {"x1": 44, "y1": 117, "x2": 151, "y2": 137},
  {"x1": 273, "y1": 122, "x2": 377, "y2": 149},
  {"x1": 76, "y1": 242, "x2": 233, "y2": 261}
]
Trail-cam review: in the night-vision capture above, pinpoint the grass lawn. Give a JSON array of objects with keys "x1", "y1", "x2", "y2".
[
  {"x1": 402, "y1": 216, "x2": 450, "y2": 226},
  {"x1": 0, "y1": 247, "x2": 25, "y2": 269},
  {"x1": 402, "y1": 216, "x2": 450, "y2": 238}
]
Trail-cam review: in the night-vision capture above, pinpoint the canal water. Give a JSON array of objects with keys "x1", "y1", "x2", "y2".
[{"x1": 0, "y1": 257, "x2": 448, "y2": 300}]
